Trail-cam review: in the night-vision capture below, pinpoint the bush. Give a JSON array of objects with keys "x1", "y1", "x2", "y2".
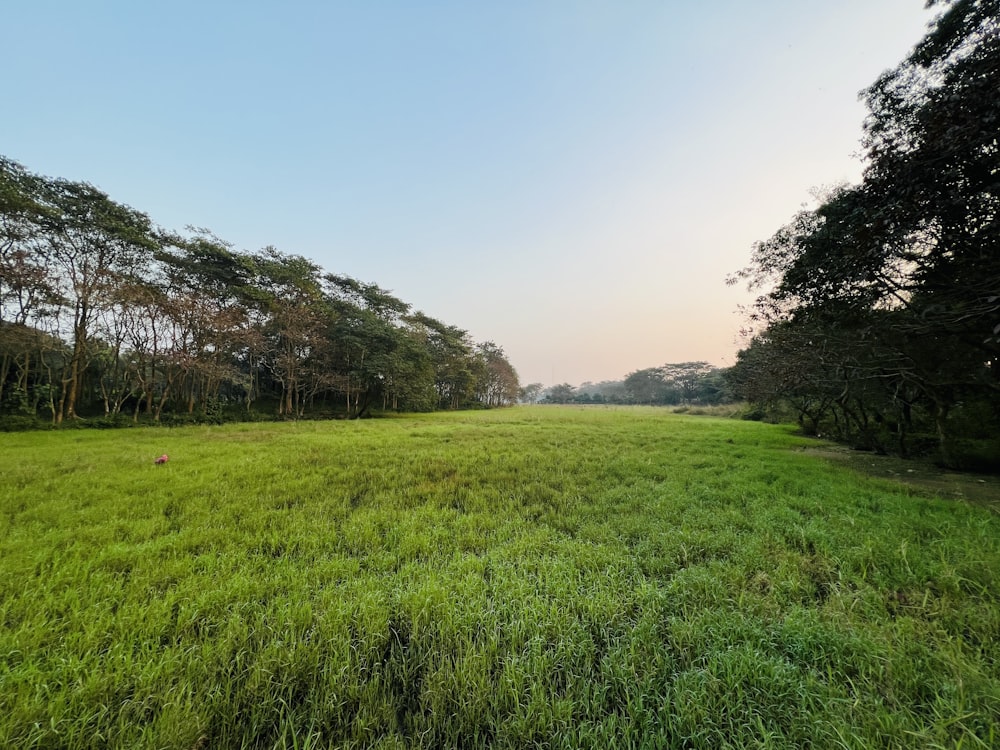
[
  {"x1": 741, "y1": 406, "x2": 767, "y2": 422},
  {"x1": 201, "y1": 398, "x2": 226, "y2": 425},
  {"x1": 949, "y1": 439, "x2": 1000, "y2": 473},
  {"x1": 0, "y1": 415, "x2": 50, "y2": 432},
  {"x1": 91, "y1": 413, "x2": 137, "y2": 429},
  {"x1": 0, "y1": 388, "x2": 32, "y2": 416},
  {"x1": 159, "y1": 412, "x2": 206, "y2": 427}
]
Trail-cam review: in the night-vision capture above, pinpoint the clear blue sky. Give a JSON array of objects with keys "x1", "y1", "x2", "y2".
[{"x1": 3, "y1": 1, "x2": 934, "y2": 386}]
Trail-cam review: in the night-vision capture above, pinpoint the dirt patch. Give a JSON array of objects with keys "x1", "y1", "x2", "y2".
[{"x1": 800, "y1": 444, "x2": 1000, "y2": 511}]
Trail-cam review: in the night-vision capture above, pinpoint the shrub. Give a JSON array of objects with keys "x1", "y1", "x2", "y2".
[{"x1": 0, "y1": 415, "x2": 49, "y2": 432}]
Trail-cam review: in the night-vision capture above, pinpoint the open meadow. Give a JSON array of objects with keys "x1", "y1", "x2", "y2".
[{"x1": 1, "y1": 406, "x2": 998, "y2": 749}]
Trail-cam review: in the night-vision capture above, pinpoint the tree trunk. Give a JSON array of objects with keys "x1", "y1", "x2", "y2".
[
  {"x1": 934, "y1": 402, "x2": 954, "y2": 468},
  {"x1": 63, "y1": 353, "x2": 82, "y2": 420},
  {"x1": 0, "y1": 351, "x2": 11, "y2": 404}
]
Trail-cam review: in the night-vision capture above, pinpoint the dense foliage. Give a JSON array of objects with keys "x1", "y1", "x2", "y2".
[
  {"x1": 0, "y1": 159, "x2": 519, "y2": 425},
  {"x1": 728, "y1": 0, "x2": 1000, "y2": 468}
]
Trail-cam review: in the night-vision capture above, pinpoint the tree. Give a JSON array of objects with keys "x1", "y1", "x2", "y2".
[
  {"x1": 0, "y1": 157, "x2": 63, "y2": 412},
  {"x1": 661, "y1": 362, "x2": 717, "y2": 404},
  {"x1": 475, "y1": 342, "x2": 520, "y2": 407},
  {"x1": 624, "y1": 367, "x2": 669, "y2": 405},
  {"x1": 730, "y1": 1, "x2": 1000, "y2": 465},
  {"x1": 324, "y1": 274, "x2": 414, "y2": 418},
  {"x1": 578, "y1": 380, "x2": 629, "y2": 404},
  {"x1": 40, "y1": 178, "x2": 158, "y2": 422},
  {"x1": 254, "y1": 248, "x2": 330, "y2": 417},
  {"x1": 519, "y1": 382, "x2": 544, "y2": 404},
  {"x1": 404, "y1": 312, "x2": 474, "y2": 409},
  {"x1": 543, "y1": 383, "x2": 576, "y2": 404},
  {"x1": 0, "y1": 155, "x2": 522, "y2": 424}
]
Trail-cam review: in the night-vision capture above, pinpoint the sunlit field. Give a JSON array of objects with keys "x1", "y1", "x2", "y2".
[{"x1": 2, "y1": 407, "x2": 998, "y2": 749}]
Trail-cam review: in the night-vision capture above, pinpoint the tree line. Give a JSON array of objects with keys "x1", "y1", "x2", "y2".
[
  {"x1": 524, "y1": 362, "x2": 734, "y2": 406},
  {"x1": 727, "y1": 0, "x2": 999, "y2": 469},
  {"x1": 0, "y1": 158, "x2": 520, "y2": 426}
]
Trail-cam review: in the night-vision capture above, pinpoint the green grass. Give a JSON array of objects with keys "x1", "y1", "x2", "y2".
[{"x1": 1, "y1": 406, "x2": 998, "y2": 749}]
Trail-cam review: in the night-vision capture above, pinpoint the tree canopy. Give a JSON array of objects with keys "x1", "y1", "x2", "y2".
[
  {"x1": 728, "y1": 0, "x2": 999, "y2": 468},
  {"x1": 0, "y1": 157, "x2": 520, "y2": 425}
]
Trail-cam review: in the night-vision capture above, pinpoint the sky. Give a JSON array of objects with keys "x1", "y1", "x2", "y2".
[{"x1": 3, "y1": 1, "x2": 936, "y2": 386}]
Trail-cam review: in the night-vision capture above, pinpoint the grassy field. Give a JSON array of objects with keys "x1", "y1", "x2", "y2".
[{"x1": 1, "y1": 406, "x2": 998, "y2": 749}]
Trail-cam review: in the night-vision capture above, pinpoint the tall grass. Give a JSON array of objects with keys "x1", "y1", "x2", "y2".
[{"x1": 1, "y1": 407, "x2": 998, "y2": 748}]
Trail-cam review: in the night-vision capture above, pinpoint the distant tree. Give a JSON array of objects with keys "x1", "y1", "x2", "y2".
[
  {"x1": 624, "y1": 367, "x2": 669, "y2": 405},
  {"x1": 151, "y1": 230, "x2": 257, "y2": 416},
  {"x1": 543, "y1": 383, "x2": 576, "y2": 404},
  {"x1": 588, "y1": 380, "x2": 629, "y2": 404},
  {"x1": 405, "y1": 312, "x2": 478, "y2": 409},
  {"x1": 475, "y1": 341, "x2": 520, "y2": 407},
  {"x1": 661, "y1": 362, "x2": 716, "y2": 404},
  {"x1": 519, "y1": 382, "x2": 544, "y2": 403},
  {"x1": 324, "y1": 274, "x2": 415, "y2": 418},
  {"x1": 383, "y1": 327, "x2": 436, "y2": 412},
  {"x1": 253, "y1": 249, "x2": 331, "y2": 417}
]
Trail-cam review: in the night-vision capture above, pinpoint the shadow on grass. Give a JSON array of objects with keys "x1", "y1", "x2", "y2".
[{"x1": 800, "y1": 443, "x2": 1000, "y2": 510}]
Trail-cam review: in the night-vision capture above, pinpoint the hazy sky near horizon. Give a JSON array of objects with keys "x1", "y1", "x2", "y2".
[{"x1": 4, "y1": 1, "x2": 935, "y2": 386}]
